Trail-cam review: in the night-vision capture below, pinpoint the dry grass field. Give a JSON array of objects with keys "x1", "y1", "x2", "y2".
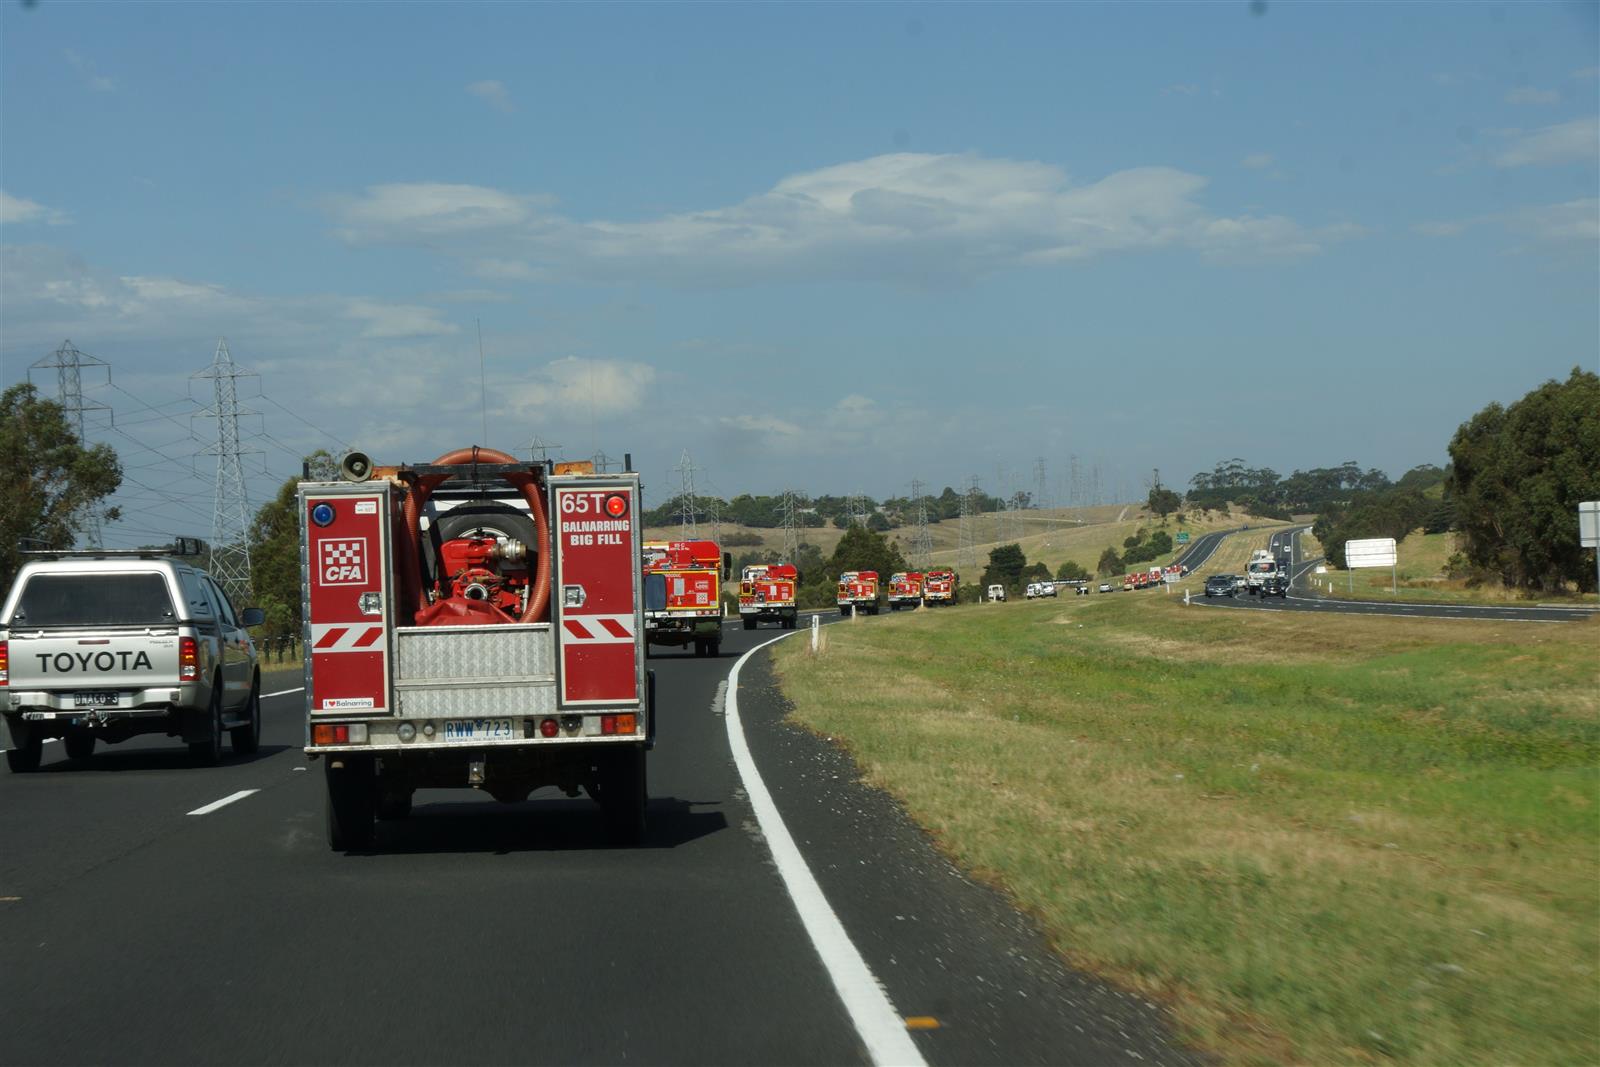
[{"x1": 774, "y1": 592, "x2": 1600, "y2": 1065}]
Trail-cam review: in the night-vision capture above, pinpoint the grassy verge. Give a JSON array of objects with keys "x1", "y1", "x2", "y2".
[
  {"x1": 774, "y1": 594, "x2": 1599, "y2": 1065},
  {"x1": 1299, "y1": 530, "x2": 1598, "y2": 606}
]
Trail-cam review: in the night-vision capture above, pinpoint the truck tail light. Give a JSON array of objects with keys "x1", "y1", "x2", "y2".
[
  {"x1": 599, "y1": 713, "x2": 637, "y2": 736},
  {"x1": 179, "y1": 637, "x2": 198, "y2": 681},
  {"x1": 311, "y1": 723, "x2": 366, "y2": 745},
  {"x1": 539, "y1": 718, "x2": 558, "y2": 738},
  {"x1": 0, "y1": 639, "x2": 8, "y2": 686}
]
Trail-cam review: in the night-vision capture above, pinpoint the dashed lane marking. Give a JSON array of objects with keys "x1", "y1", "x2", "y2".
[
  {"x1": 263, "y1": 686, "x2": 304, "y2": 698},
  {"x1": 724, "y1": 633, "x2": 928, "y2": 1067},
  {"x1": 186, "y1": 789, "x2": 260, "y2": 816}
]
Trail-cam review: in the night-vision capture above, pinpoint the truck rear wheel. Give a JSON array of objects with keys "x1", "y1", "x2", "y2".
[
  {"x1": 326, "y1": 756, "x2": 376, "y2": 851},
  {"x1": 743, "y1": 618, "x2": 755, "y2": 631},
  {"x1": 63, "y1": 730, "x2": 96, "y2": 761},
  {"x1": 230, "y1": 676, "x2": 261, "y2": 755},
  {"x1": 601, "y1": 746, "x2": 647, "y2": 844},
  {"x1": 188, "y1": 686, "x2": 224, "y2": 766},
  {"x1": 6, "y1": 728, "x2": 43, "y2": 773},
  {"x1": 376, "y1": 785, "x2": 414, "y2": 821}
]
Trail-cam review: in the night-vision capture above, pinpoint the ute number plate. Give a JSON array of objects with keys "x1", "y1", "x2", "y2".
[
  {"x1": 442, "y1": 718, "x2": 514, "y2": 742},
  {"x1": 74, "y1": 691, "x2": 121, "y2": 708}
]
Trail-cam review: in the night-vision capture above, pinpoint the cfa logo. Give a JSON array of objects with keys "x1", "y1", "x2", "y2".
[{"x1": 318, "y1": 539, "x2": 367, "y2": 585}]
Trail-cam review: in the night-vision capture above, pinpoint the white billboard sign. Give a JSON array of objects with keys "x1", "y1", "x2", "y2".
[
  {"x1": 1580, "y1": 501, "x2": 1600, "y2": 549},
  {"x1": 1345, "y1": 537, "x2": 1398, "y2": 569}
]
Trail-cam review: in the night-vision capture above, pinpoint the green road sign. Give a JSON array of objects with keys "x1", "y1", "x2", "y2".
[{"x1": 1176, "y1": 532, "x2": 1190, "y2": 544}]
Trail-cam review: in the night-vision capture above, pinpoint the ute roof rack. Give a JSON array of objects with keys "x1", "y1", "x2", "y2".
[{"x1": 19, "y1": 536, "x2": 207, "y2": 560}]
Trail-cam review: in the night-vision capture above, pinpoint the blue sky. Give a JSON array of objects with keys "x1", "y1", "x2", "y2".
[{"x1": 2, "y1": 2, "x2": 1596, "y2": 544}]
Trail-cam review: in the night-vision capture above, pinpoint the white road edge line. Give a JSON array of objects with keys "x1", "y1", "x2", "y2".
[
  {"x1": 263, "y1": 686, "x2": 304, "y2": 698},
  {"x1": 186, "y1": 789, "x2": 260, "y2": 816},
  {"x1": 724, "y1": 631, "x2": 927, "y2": 1067}
]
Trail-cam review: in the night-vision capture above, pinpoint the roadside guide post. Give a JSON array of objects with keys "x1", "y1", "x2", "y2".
[
  {"x1": 811, "y1": 612, "x2": 820, "y2": 654},
  {"x1": 1580, "y1": 502, "x2": 1600, "y2": 599}
]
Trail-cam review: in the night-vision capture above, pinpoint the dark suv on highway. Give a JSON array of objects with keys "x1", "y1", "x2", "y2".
[
  {"x1": 1259, "y1": 574, "x2": 1290, "y2": 598},
  {"x1": 1203, "y1": 574, "x2": 1236, "y2": 597}
]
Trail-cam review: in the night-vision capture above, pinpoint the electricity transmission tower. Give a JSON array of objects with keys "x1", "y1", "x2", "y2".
[
  {"x1": 672, "y1": 450, "x2": 699, "y2": 537},
  {"x1": 528, "y1": 435, "x2": 561, "y2": 463},
  {"x1": 191, "y1": 338, "x2": 259, "y2": 604},
  {"x1": 780, "y1": 489, "x2": 803, "y2": 563},
  {"x1": 30, "y1": 340, "x2": 112, "y2": 548},
  {"x1": 957, "y1": 475, "x2": 981, "y2": 576},
  {"x1": 908, "y1": 478, "x2": 933, "y2": 570},
  {"x1": 849, "y1": 490, "x2": 869, "y2": 529},
  {"x1": 591, "y1": 450, "x2": 617, "y2": 474}
]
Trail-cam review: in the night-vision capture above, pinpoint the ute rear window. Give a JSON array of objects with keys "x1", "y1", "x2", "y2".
[{"x1": 12, "y1": 573, "x2": 176, "y2": 627}]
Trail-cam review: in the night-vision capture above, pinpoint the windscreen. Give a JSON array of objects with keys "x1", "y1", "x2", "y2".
[
  {"x1": 643, "y1": 572, "x2": 667, "y2": 612},
  {"x1": 12, "y1": 572, "x2": 177, "y2": 627},
  {"x1": 1248, "y1": 561, "x2": 1277, "y2": 575}
]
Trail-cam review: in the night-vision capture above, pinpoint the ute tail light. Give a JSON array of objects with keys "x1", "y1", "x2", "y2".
[
  {"x1": 178, "y1": 637, "x2": 198, "y2": 681},
  {"x1": 0, "y1": 639, "x2": 8, "y2": 686}
]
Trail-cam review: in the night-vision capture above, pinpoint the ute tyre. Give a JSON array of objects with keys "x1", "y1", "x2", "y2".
[
  {"x1": 189, "y1": 686, "x2": 224, "y2": 766},
  {"x1": 602, "y1": 746, "x2": 647, "y2": 845},
  {"x1": 64, "y1": 730, "x2": 96, "y2": 761},
  {"x1": 231, "y1": 676, "x2": 262, "y2": 755},
  {"x1": 326, "y1": 756, "x2": 377, "y2": 850},
  {"x1": 6, "y1": 730, "x2": 44, "y2": 773}
]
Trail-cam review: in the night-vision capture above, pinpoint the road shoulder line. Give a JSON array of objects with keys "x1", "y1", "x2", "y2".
[{"x1": 724, "y1": 632, "x2": 926, "y2": 1067}]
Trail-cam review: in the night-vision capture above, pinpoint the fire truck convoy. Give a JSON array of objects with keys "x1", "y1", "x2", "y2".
[
  {"x1": 299, "y1": 446, "x2": 653, "y2": 851},
  {"x1": 836, "y1": 570, "x2": 882, "y2": 616},
  {"x1": 642, "y1": 540, "x2": 731, "y2": 655},
  {"x1": 738, "y1": 563, "x2": 799, "y2": 630},
  {"x1": 922, "y1": 568, "x2": 957, "y2": 606},
  {"x1": 887, "y1": 571, "x2": 924, "y2": 610}
]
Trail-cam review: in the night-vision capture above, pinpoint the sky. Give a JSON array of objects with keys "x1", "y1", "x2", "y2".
[{"x1": 2, "y1": 1, "x2": 1596, "y2": 546}]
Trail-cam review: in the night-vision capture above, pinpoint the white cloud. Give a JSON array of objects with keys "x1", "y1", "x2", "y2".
[
  {"x1": 1410, "y1": 199, "x2": 1598, "y2": 246},
  {"x1": 1162, "y1": 83, "x2": 1200, "y2": 97},
  {"x1": 1, "y1": 191, "x2": 70, "y2": 226},
  {"x1": 1240, "y1": 152, "x2": 1275, "y2": 169},
  {"x1": 720, "y1": 413, "x2": 802, "y2": 437},
  {"x1": 64, "y1": 50, "x2": 114, "y2": 92},
  {"x1": 1505, "y1": 87, "x2": 1559, "y2": 105},
  {"x1": 328, "y1": 152, "x2": 1361, "y2": 284},
  {"x1": 1574, "y1": 67, "x2": 1600, "y2": 81},
  {"x1": 346, "y1": 300, "x2": 459, "y2": 339},
  {"x1": 330, "y1": 183, "x2": 537, "y2": 242},
  {"x1": 503, "y1": 356, "x2": 655, "y2": 417},
  {"x1": 1493, "y1": 117, "x2": 1599, "y2": 167},
  {"x1": 466, "y1": 80, "x2": 513, "y2": 113}
]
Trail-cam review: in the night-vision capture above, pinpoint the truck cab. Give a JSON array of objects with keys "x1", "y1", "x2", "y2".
[
  {"x1": 837, "y1": 570, "x2": 881, "y2": 617},
  {"x1": 887, "y1": 571, "x2": 924, "y2": 611},
  {"x1": 643, "y1": 539, "x2": 731, "y2": 656},
  {"x1": 922, "y1": 569, "x2": 957, "y2": 606},
  {"x1": 738, "y1": 562, "x2": 799, "y2": 631}
]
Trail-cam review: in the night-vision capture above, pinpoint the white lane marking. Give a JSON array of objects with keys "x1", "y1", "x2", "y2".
[
  {"x1": 724, "y1": 633, "x2": 927, "y2": 1067},
  {"x1": 186, "y1": 789, "x2": 260, "y2": 816},
  {"x1": 263, "y1": 686, "x2": 304, "y2": 697}
]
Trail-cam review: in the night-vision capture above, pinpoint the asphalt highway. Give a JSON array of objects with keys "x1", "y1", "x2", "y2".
[
  {"x1": 1, "y1": 613, "x2": 1195, "y2": 1066},
  {"x1": 1191, "y1": 526, "x2": 1596, "y2": 623}
]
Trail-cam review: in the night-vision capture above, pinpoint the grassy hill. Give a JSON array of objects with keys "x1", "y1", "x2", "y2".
[{"x1": 648, "y1": 503, "x2": 1273, "y2": 578}]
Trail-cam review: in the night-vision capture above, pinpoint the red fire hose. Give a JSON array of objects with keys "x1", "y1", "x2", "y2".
[{"x1": 396, "y1": 446, "x2": 552, "y2": 625}]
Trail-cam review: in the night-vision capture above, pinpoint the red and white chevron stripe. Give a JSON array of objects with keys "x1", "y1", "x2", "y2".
[
  {"x1": 311, "y1": 623, "x2": 387, "y2": 653},
  {"x1": 561, "y1": 614, "x2": 636, "y2": 644}
]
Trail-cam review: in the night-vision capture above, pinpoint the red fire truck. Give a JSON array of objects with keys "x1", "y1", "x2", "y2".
[
  {"x1": 299, "y1": 446, "x2": 652, "y2": 851},
  {"x1": 738, "y1": 562, "x2": 799, "y2": 630},
  {"x1": 887, "y1": 571, "x2": 925, "y2": 611},
  {"x1": 642, "y1": 539, "x2": 730, "y2": 657},
  {"x1": 922, "y1": 568, "x2": 958, "y2": 606},
  {"x1": 836, "y1": 570, "x2": 881, "y2": 617}
]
